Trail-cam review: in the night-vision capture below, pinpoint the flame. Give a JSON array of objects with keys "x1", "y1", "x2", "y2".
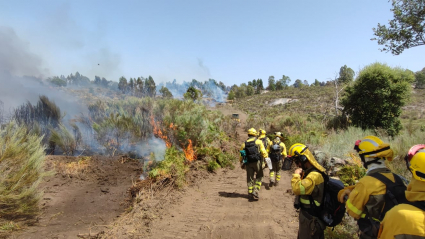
[
  {"x1": 150, "y1": 115, "x2": 172, "y2": 148},
  {"x1": 184, "y1": 139, "x2": 196, "y2": 162}
]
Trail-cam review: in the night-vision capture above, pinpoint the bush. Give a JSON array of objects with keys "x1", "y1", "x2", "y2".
[
  {"x1": 49, "y1": 124, "x2": 77, "y2": 155},
  {"x1": 0, "y1": 121, "x2": 46, "y2": 219},
  {"x1": 341, "y1": 63, "x2": 414, "y2": 136}
]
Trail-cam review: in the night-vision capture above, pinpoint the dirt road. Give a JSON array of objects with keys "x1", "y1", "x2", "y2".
[
  {"x1": 144, "y1": 166, "x2": 299, "y2": 239},
  {"x1": 136, "y1": 106, "x2": 299, "y2": 238}
]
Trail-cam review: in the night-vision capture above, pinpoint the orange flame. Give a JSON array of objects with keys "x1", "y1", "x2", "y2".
[
  {"x1": 184, "y1": 139, "x2": 196, "y2": 162},
  {"x1": 150, "y1": 115, "x2": 172, "y2": 148}
]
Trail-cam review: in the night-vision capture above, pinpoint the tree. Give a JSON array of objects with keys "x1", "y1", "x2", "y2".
[
  {"x1": 159, "y1": 86, "x2": 173, "y2": 98},
  {"x1": 415, "y1": 67, "x2": 425, "y2": 88},
  {"x1": 293, "y1": 79, "x2": 304, "y2": 88},
  {"x1": 118, "y1": 76, "x2": 128, "y2": 93},
  {"x1": 303, "y1": 80, "x2": 309, "y2": 86},
  {"x1": 267, "y1": 76, "x2": 276, "y2": 91},
  {"x1": 337, "y1": 65, "x2": 355, "y2": 84},
  {"x1": 341, "y1": 62, "x2": 414, "y2": 136},
  {"x1": 227, "y1": 91, "x2": 235, "y2": 100},
  {"x1": 372, "y1": 0, "x2": 425, "y2": 55},
  {"x1": 184, "y1": 86, "x2": 202, "y2": 101},
  {"x1": 312, "y1": 79, "x2": 321, "y2": 86},
  {"x1": 246, "y1": 85, "x2": 255, "y2": 96},
  {"x1": 145, "y1": 76, "x2": 156, "y2": 97},
  {"x1": 48, "y1": 76, "x2": 67, "y2": 87},
  {"x1": 257, "y1": 79, "x2": 264, "y2": 93}
]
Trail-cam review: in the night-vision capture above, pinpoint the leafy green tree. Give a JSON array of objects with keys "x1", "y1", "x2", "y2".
[
  {"x1": 145, "y1": 76, "x2": 156, "y2": 97},
  {"x1": 184, "y1": 86, "x2": 202, "y2": 101},
  {"x1": 267, "y1": 76, "x2": 276, "y2": 91},
  {"x1": 338, "y1": 65, "x2": 355, "y2": 84},
  {"x1": 48, "y1": 76, "x2": 67, "y2": 87},
  {"x1": 341, "y1": 62, "x2": 414, "y2": 136},
  {"x1": 293, "y1": 79, "x2": 304, "y2": 88},
  {"x1": 159, "y1": 86, "x2": 173, "y2": 98},
  {"x1": 372, "y1": 0, "x2": 425, "y2": 55},
  {"x1": 312, "y1": 79, "x2": 321, "y2": 86},
  {"x1": 227, "y1": 90, "x2": 235, "y2": 100},
  {"x1": 118, "y1": 77, "x2": 128, "y2": 93},
  {"x1": 246, "y1": 85, "x2": 255, "y2": 96},
  {"x1": 256, "y1": 79, "x2": 264, "y2": 93},
  {"x1": 415, "y1": 67, "x2": 425, "y2": 88}
]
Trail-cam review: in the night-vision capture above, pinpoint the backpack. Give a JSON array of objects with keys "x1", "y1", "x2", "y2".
[
  {"x1": 368, "y1": 173, "x2": 408, "y2": 221},
  {"x1": 260, "y1": 137, "x2": 268, "y2": 149},
  {"x1": 356, "y1": 173, "x2": 408, "y2": 237},
  {"x1": 245, "y1": 139, "x2": 261, "y2": 163},
  {"x1": 269, "y1": 139, "x2": 282, "y2": 162},
  {"x1": 308, "y1": 172, "x2": 346, "y2": 227}
]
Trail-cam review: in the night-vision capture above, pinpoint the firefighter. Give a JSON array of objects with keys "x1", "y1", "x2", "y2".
[
  {"x1": 258, "y1": 129, "x2": 271, "y2": 169},
  {"x1": 338, "y1": 136, "x2": 403, "y2": 239},
  {"x1": 268, "y1": 132, "x2": 287, "y2": 187},
  {"x1": 290, "y1": 143, "x2": 326, "y2": 239},
  {"x1": 240, "y1": 128, "x2": 269, "y2": 200},
  {"x1": 378, "y1": 144, "x2": 425, "y2": 238}
]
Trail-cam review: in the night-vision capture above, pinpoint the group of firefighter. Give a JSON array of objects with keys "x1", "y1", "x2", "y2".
[{"x1": 239, "y1": 128, "x2": 425, "y2": 239}]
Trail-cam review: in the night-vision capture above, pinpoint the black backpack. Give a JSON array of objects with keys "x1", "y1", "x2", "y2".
[
  {"x1": 245, "y1": 139, "x2": 261, "y2": 163},
  {"x1": 308, "y1": 172, "x2": 346, "y2": 227},
  {"x1": 357, "y1": 173, "x2": 408, "y2": 237},
  {"x1": 369, "y1": 173, "x2": 408, "y2": 221},
  {"x1": 269, "y1": 139, "x2": 282, "y2": 162}
]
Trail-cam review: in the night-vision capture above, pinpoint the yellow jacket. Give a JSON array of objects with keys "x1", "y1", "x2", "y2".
[
  {"x1": 378, "y1": 178, "x2": 425, "y2": 239},
  {"x1": 291, "y1": 167, "x2": 325, "y2": 208},
  {"x1": 268, "y1": 139, "x2": 287, "y2": 158},
  {"x1": 239, "y1": 137, "x2": 268, "y2": 162},
  {"x1": 345, "y1": 168, "x2": 394, "y2": 220}
]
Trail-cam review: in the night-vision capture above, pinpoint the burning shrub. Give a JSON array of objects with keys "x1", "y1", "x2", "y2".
[{"x1": 0, "y1": 121, "x2": 46, "y2": 219}]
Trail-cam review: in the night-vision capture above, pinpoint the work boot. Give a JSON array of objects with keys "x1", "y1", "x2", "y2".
[
  {"x1": 252, "y1": 191, "x2": 259, "y2": 200},
  {"x1": 269, "y1": 181, "x2": 274, "y2": 187},
  {"x1": 274, "y1": 181, "x2": 279, "y2": 187}
]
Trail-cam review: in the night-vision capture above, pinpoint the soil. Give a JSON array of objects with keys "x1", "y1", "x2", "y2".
[
  {"x1": 11, "y1": 155, "x2": 142, "y2": 239},
  {"x1": 100, "y1": 105, "x2": 299, "y2": 239},
  {"x1": 10, "y1": 105, "x2": 300, "y2": 239}
]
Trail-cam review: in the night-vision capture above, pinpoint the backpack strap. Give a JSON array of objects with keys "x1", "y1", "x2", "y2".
[{"x1": 369, "y1": 173, "x2": 400, "y2": 206}]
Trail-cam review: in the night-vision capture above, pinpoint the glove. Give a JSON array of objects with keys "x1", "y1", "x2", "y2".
[{"x1": 338, "y1": 185, "x2": 355, "y2": 203}]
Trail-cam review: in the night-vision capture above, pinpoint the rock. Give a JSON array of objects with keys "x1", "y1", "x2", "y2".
[
  {"x1": 331, "y1": 157, "x2": 346, "y2": 166},
  {"x1": 313, "y1": 150, "x2": 327, "y2": 166},
  {"x1": 100, "y1": 187, "x2": 109, "y2": 193}
]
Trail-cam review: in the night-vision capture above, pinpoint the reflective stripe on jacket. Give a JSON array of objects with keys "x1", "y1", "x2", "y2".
[{"x1": 346, "y1": 168, "x2": 394, "y2": 220}]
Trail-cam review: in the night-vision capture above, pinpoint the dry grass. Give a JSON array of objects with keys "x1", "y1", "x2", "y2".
[{"x1": 52, "y1": 156, "x2": 92, "y2": 179}]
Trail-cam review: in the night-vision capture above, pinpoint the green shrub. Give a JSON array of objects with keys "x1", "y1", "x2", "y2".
[
  {"x1": 337, "y1": 165, "x2": 366, "y2": 186},
  {"x1": 148, "y1": 147, "x2": 188, "y2": 188},
  {"x1": 49, "y1": 124, "x2": 76, "y2": 155},
  {"x1": 0, "y1": 121, "x2": 46, "y2": 219}
]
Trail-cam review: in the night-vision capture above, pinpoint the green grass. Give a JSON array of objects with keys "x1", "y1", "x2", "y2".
[{"x1": 0, "y1": 121, "x2": 46, "y2": 219}]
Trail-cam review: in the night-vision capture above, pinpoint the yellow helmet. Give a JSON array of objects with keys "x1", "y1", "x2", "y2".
[
  {"x1": 288, "y1": 143, "x2": 325, "y2": 172},
  {"x1": 275, "y1": 132, "x2": 283, "y2": 138},
  {"x1": 258, "y1": 129, "x2": 266, "y2": 136},
  {"x1": 405, "y1": 144, "x2": 425, "y2": 182},
  {"x1": 248, "y1": 128, "x2": 257, "y2": 136},
  {"x1": 354, "y1": 136, "x2": 393, "y2": 168}
]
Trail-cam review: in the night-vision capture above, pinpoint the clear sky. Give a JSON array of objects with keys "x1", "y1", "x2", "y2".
[{"x1": 1, "y1": 0, "x2": 424, "y2": 86}]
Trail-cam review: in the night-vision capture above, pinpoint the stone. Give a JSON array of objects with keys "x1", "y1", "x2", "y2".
[{"x1": 313, "y1": 150, "x2": 327, "y2": 166}]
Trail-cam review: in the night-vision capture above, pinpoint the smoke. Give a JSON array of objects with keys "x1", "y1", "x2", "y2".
[
  {"x1": 0, "y1": 26, "x2": 87, "y2": 122},
  {"x1": 0, "y1": 26, "x2": 49, "y2": 77},
  {"x1": 158, "y1": 79, "x2": 227, "y2": 103}
]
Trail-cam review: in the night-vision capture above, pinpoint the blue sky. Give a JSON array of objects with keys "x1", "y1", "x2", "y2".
[{"x1": 1, "y1": 0, "x2": 424, "y2": 86}]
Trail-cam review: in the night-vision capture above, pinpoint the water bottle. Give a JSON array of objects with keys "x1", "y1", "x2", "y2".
[{"x1": 265, "y1": 157, "x2": 272, "y2": 170}]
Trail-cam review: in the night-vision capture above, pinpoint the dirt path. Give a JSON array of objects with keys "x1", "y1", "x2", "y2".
[
  {"x1": 144, "y1": 166, "x2": 299, "y2": 239},
  {"x1": 13, "y1": 156, "x2": 141, "y2": 239},
  {"x1": 131, "y1": 105, "x2": 299, "y2": 238}
]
